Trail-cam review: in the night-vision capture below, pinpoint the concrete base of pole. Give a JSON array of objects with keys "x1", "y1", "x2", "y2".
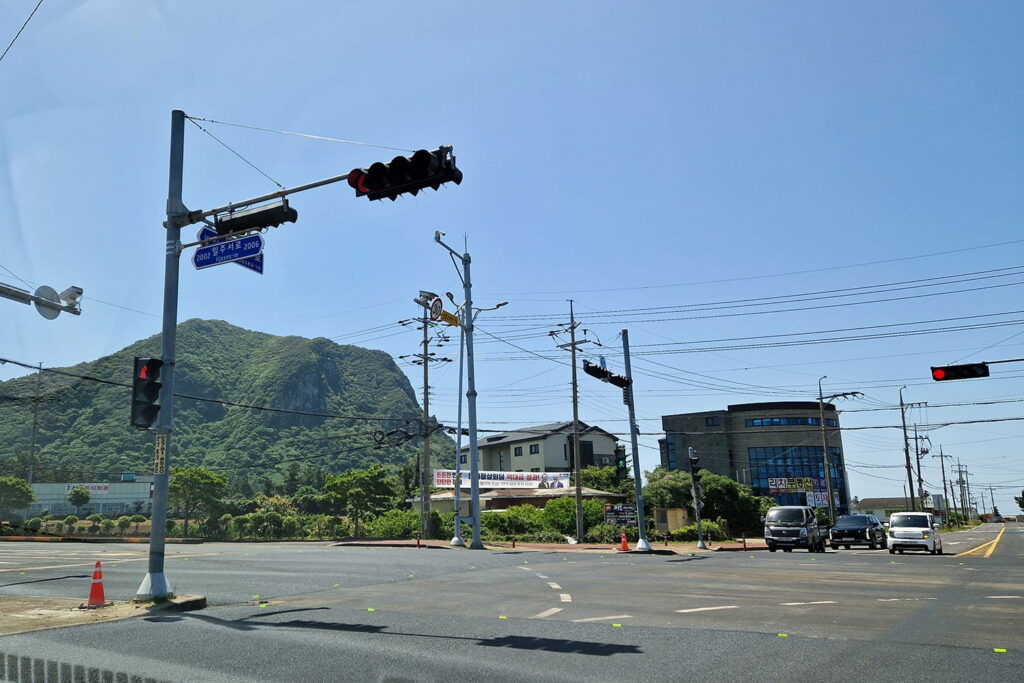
[
  {"x1": 134, "y1": 572, "x2": 173, "y2": 602},
  {"x1": 634, "y1": 539, "x2": 653, "y2": 552},
  {"x1": 469, "y1": 541, "x2": 486, "y2": 550},
  {"x1": 696, "y1": 541, "x2": 708, "y2": 550},
  {"x1": 450, "y1": 536, "x2": 466, "y2": 547}
]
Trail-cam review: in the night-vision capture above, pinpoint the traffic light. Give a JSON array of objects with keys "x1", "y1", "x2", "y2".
[
  {"x1": 582, "y1": 360, "x2": 631, "y2": 389},
  {"x1": 687, "y1": 454, "x2": 703, "y2": 481},
  {"x1": 930, "y1": 363, "x2": 990, "y2": 381},
  {"x1": 615, "y1": 452, "x2": 628, "y2": 481},
  {"x1": 214, "y1": 200, "x2": 298, "y2": 237},
  {"x1": 348, "y1": 147, "x2": 463, "y2": 201},
  {"x1": 130, "y1": 357, "x2": 163, "y2": 430}
]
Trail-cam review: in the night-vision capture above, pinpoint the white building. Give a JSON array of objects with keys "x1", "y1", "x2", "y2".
[
  {"x1": 460, "y1": 421, "x2": 621, "y2": 473},
  {"x1": 27, "y1": 475, "x2": 153, "y2": 517}
]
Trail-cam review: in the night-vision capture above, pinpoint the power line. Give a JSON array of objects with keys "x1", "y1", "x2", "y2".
[
  {"x1": 186, "y1": 116, "x2": 413, "y2": 153},
  {"x1": 0, "y1": 0, "x2": 44, "y2": 64}
]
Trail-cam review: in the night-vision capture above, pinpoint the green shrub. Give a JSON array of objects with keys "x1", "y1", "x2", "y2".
[
  {"x1": 518, "y1": 530, "x2": 569, "y2": 543},
  {"x1": 668, "y1": 520, "x2": 727, "y2": 542},
  {"x1": 26, "y1": 517, "x2": 42, "y2": 532},
  {"x1": 367, "y1": 509, "x2": 419, "y2": 538}
]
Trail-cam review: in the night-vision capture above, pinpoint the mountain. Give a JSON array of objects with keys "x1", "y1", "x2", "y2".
[{"x1": 0, "y1": 319, "x2": 451, "y2": 488}]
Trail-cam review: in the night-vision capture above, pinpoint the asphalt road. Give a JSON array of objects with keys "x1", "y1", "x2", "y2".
[{"x1": 0, "y1": 523, "x2": 1020, "y2": 682}]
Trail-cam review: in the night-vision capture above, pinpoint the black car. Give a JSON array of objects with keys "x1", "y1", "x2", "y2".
[{"x1": 829, "y1": 514, "x2": 887, "y2": 550}]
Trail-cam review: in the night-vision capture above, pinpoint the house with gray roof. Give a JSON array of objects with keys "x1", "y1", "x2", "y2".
[{"x1": 460, "y1": 421, "x2": 621, "y2": 473}]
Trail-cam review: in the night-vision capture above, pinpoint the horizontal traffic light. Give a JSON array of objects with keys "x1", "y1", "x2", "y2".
[
  {"x1": 214, "y1": 200, "x2": 298, "y2": 236},
  {"x1": 582, "y1": 360, "x2": 631, "y2": 389},
  {"x1": 930, "y1": 363, "x2": 990, "y2": 381},
  {"x1": 348, "y1": 147, "x2": 463, "y2": 201}
]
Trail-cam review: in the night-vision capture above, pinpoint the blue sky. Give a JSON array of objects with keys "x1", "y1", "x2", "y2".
[{"x1": 1, "y1": 1, "x2": 1022, "y2": 513}]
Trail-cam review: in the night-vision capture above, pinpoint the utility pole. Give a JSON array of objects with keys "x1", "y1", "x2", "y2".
[
  {"x1": 27, "y1": 362, "x2": 41, "y2": 485},
  {"x1": 568, "y1": 302, "x2": 584, "y2": 542},
  {"x1": 955, "y1": 460, "x2": 970, "y2": 520},
  {"x1": 964, "y1": 469, "x2": 975, "y2": 520},
  {"x1": 817, "y1": 378, "x2": 859, "y2": 522},
  {"x1": 450, "y1": 307, "x2": 466, "y2": 547},
  {"x1": 415, "y1": 294, "x2": 436, "y2": 540},
  {"x1": 912, "y1": 425, "x2": 926, "y2": 506},
  {"x1": 933, "y1": 447, "x2": 954, "y2": 523},
  {"x1": 620, "y1": 329, "x2": 652, "y2": 551},
  {"x1": 988, "y1": 484, "x2": 996, "y2": 516},
  {"x1": 897, "y1": 389, "x2": 925, "y2": 512}
]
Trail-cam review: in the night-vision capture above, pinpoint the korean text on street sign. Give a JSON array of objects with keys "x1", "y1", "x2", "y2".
[
  {"x1": 440, "y1": 310, "x2": 461, "y2": 327},
  {"x1": 195, "y1": 227, "x2": 264, "y2": 273}
]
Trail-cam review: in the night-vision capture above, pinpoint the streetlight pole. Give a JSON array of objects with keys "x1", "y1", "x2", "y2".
[
  {"x1": 817, "y1": 378, "x2": 858, "y2": 522},
  {"x1": 450, "y1": 308, "x2": 466, "y2": 547}
]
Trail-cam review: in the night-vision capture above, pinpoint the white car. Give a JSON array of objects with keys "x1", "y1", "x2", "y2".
[{"x1": 887, "y1": 512, "x2": 943, "y2": 555}]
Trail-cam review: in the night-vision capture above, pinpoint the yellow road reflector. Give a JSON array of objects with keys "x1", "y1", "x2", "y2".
[
  {"x1": 367, "y1": 608, "x2": 375, "y2": 612},
  {"x1": 612, "y1": 623, "x2": 622, "y2": 628},
  {"x1": 499, "y1": 616, "x2": 507, "y2": 620},
  {"x1": 252, "y1": 595, "x2": 260, "y2": 599},
  {"x1": 333, "y1": 583, "x2": 340, "y2": 588},
  {"x1": 778, "y1": 633, "x2": 789, "y2": 638},
  {"x1": 994, "y1": 648, "x2": 1007, "y2": 653},
  {"x1": 259, "y1": 603, "x2": 267, "y2": 608},
  {"x1": 408, "y1": 574, "x2": 414, "y2": 578}
]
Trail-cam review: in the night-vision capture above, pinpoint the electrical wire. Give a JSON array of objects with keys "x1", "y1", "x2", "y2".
[{"x1": 0, "y1": 0, "x2": 44, "y2": 64}]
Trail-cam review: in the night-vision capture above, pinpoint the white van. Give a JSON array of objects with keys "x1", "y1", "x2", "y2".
[{"x1": 887, "y1": 512, "x2": 943, "y2": 555}]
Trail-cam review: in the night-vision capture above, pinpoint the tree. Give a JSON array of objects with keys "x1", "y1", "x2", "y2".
[
  {"x1": 347, "y1": 487, "x2": 367, "y2": 537},
  {"x1": 116, "y1": 516, "x2": 132, "y2": 535},
  {"x1": 580, "y1": 466, "x2": 635, "y2": 497},
  {"x1": 1016, "y1": 490, "x2": 1024, "y2": 514},
  {"x1": 168, "y1": 466, "x2": 228, "y2": 537},
  {"x1": 540, "y1": 497, "x2": 604, "y2": 537},
  {"x1": 0, "y1": 476, "x2": 35, "y2": 519},
  {"x1": 63, "y1": 515, "x2": 79, "y2": 534},
  {"x1": 86, "y1": 513, "x2": 103, "y2": 534},
  {"x1": 100, "y1": 519, "x2": 116, "y2": 535},
  {"x1": 642, "y1": 467, "x2": 693, "y2": 510},
  {"x1": 323, "y1": 465, "x2": 400, "y2": 519},
  {"x1": 66, "y1": 487, "x2": 91, "y2": 516},
  {"x1": 26, "y1": 517, "x2": 42, "y2": 532},
  {"x1": 130, "y1": 514, "x2": 148, "y2": 535}
]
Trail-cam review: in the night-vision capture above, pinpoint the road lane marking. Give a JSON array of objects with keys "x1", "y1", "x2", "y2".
[
  {"x1": 572, "y1": 615, "x2": 632, "y2": 623},
  {"x1": 533, "y1": 608, "x2": 563, "y2": 619},
  {"x1": 537, "y1": 575, "x2": 549, "y2": 579},
  {"x1": 780, "y1": 601, "x2": 836, "y2": 606},
  {"x1": 876, "y1": 598, "x2": 937, "y2": 602},
  {"x1": 985, "y1": 596, "x2": 1022, "y2": 599},
  {"x1": 675, "y1": 606, "x2": 739, "y2": 613},
  {"x1": 560, "y1": 593, "x2": 572, "y2": 603},
  {"x1": 547, "y1": 582, "x2": 562, "y2": 590},
  {"x1": 518, "y1": 566, "x2": 534, "y2": 571}
]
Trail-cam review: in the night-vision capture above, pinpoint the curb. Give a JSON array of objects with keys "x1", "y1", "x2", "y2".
[{"x1": 138, "y1": 594, "x2": 207, "y2": 613}]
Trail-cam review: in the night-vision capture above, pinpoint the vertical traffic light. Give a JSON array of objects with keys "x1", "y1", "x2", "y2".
[
  {"x1": 687, "y1": 454, "x2": 703, "y2": 481},
  {"x1": 131, "y1": 357, "x2": 164, "y2": 430},
  {"x1": 348, "y1": 147, "x2": 463, "y2": 201},
  {"x1": 615, "y1": 451, "x2": 629, "y2": 481}
]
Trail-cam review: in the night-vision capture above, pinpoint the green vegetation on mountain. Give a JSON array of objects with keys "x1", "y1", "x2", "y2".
[{"x1": 0, "y1": 319, "x2": 451, "y2": 489}]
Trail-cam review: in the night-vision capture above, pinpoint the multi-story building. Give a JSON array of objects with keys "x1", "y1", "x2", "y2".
[
  {"x1": 660, "y1": 401, "x2": 849, "y2": 513},
  {"x1": 26, "y1": 474, "x2": 153, "y2": 517},
  {"x1": 461, "y1": 421, "x2": 621, "y2": 473}
]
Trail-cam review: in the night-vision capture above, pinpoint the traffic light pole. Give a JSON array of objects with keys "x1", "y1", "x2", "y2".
[
  {"x1": 136, "y1": 109, "x2": 185, "y2": 602},
  {"x1": 620, "y1": 330, "x2": 651, "y2": 551}
]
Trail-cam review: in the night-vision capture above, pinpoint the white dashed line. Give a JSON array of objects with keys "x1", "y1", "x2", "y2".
[
  {"x1": 572, "y1": 615, "x2": 632, "y2": 623},
  {"x1": 876, "y1": 598, "x2": 937, "y2": 602},
  {"x1": 547, "y1": 582, "x2": 562, "y2": 590},
  {"x1": 533, "y1": 607, "x2": 563, "y2": 619},
  {"x1": 536, "y1": 575, "x2": 549, "y2": 579},
  {"x1": 675, "y1": 606, "x2": 739, "y2": 613},
  {"x1": 985, "y1": 595, "x2": 1022, "y2": 599},
  {"x1": 780, "y1": 601, "x2": 837, "y2": 606},
  {"x1": 518, "y1": 566, "x2": 534, "y2": 571},
  {"x1": 560, "y1": 593, "x2": 572, "y2": 603}
]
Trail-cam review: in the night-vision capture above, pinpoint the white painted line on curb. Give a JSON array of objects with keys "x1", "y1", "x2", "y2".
[
  {"x1": 560, "y1": 593, "x2": 572, "y2": 603},
  {"x1": 572, "y1": 615, "x2": 633, "y2": 623},
  {"x1": 780, "y1": 601, "x2": 837, "y2": 606},
  {"x1": 547, "y1": 582, "x2": 562, "y2": 590},
  {"x1": 675, "y1": 606, "x2": 739, "y2": 613},
  {"x1": 533, "y1": 607, "x2": 563, "y2": 619}
]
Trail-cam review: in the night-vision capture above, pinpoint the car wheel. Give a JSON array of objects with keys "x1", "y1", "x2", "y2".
[
  {"x1": 844, "y1": 544, "x2": 850, "y2": 550},
  {"x1": 769, "y1": 548, "x2": 777, "y2": 552},
  {"x1": 868, "y1": 540, "x2": 876, "y2": 549},
  {"x1": 830, "y1": 545, "x2": 839, "y2": 551},
  {"x1": 936, "y1": 545, "x2": 943, "y2": 555},
  {"x1": 783, "y1": 548, "x2": 792, "y2": 553},
  {"x1": 888, "y1": 548, "x2": 895, "y2": 554},
  {"x1": 898, "y1": 550, "x2": 904, "y2": 554},
  {"x1": 880, "y1": 538, "x2": 887, "y2": 550}
]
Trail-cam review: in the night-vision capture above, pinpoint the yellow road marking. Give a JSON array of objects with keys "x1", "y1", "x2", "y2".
[{"x1": 954, "y1": 526, "x2": 1006, "y2": 558}]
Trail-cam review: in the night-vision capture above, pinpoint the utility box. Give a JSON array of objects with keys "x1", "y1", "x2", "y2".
[{"x1": 654, "y1": 507, "x2": 691, "y2": 534}]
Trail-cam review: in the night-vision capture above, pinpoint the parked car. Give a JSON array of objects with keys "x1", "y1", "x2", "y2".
[
  {"x1": 829, "y1": 514, "x2": 887, "y2": 550},
  {"x1": 763, "y1": 505, "x2": 826, "y2": 553},
  {"x1": 887, "y1": 512, "x2": 943, "y2": 554}
]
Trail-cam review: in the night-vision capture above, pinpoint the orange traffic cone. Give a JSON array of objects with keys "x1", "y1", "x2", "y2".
[
  {"x1": 86, "y1": 561, "x2": 107, "y2": 608},
  {"x1": 620, "y1": 531, "x2": 629, "y2": 552}
]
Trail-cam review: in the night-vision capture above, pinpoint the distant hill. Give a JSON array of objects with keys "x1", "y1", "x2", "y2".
[{"x1": 0, "y1": 319, "x2": 451, "y2": 489}]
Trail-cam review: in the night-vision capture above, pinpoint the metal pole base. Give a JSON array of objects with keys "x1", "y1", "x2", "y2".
[
  {"x1": 450, "y1": 536, "x2": 466, "y2": 547},
  {"x1": 469, "y1": 541, "x2": 486, "y2": 550},
  {"x1": 634, "y1": 539, "x2": 653, "y2": 552},
  {"x1": 696, "y1": 541, "x2": 708, "y2": 550},
  {"x1": 134, "y1": 572, "x2": 173, "y2": 602}
]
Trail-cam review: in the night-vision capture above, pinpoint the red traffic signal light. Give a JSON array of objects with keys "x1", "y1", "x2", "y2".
[
  {"x1": 930, "y1": 363, "x2": 989, "y2": 381},
  {"x1": 348, "y1": 147, "x2": 463, "y2": 201},
  {"x1": 131, "y1": 357, "x2": 164, "y2": 430}
]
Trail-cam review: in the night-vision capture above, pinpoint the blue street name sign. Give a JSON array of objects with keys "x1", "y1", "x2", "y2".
[{"x1": 194, "y1": 227, "x2": 264, "y2": 273}]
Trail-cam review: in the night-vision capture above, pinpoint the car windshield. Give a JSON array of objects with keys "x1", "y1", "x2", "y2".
[
  {"x1": 765, "y1": 509, "x2": 805, "y2": 524},
  {"x1": 890, "y1": 515, "x2": 930, "y2": 528},
  {"x1": 835, "y1": 515, "x2": 870, "y2": 527}
]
